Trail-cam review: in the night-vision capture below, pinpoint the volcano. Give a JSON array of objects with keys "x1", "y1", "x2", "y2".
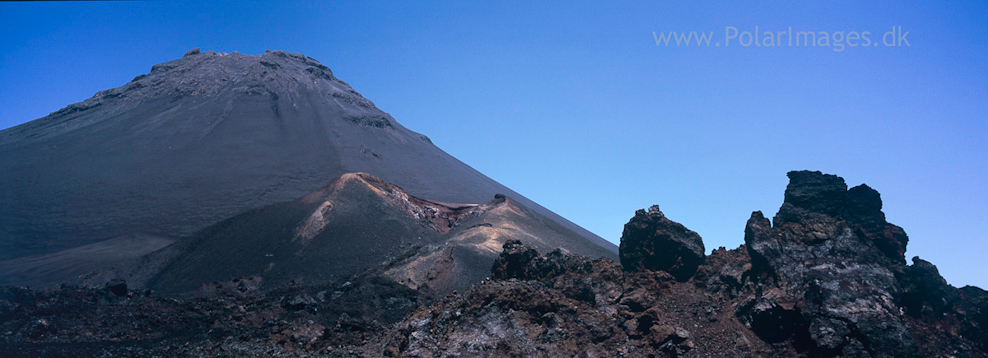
[{"x1": 0, "y1": 49, "x2": 616, "y2": 287}]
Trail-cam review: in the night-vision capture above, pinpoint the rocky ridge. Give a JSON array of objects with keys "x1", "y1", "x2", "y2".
[{"x1": 1, "y1": 170, "x2": 984, "y2": 357}]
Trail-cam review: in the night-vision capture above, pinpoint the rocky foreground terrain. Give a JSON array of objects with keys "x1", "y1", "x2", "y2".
[{"x1": 2, "y1": 170, "x2": 985, "y2": 357}]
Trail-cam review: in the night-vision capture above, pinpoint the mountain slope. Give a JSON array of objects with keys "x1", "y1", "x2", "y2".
[
  {"x1": 142, "y1": 172, "x2": 614, "y2": 295},
  {"x1": 0, "y1": 49, "x2": 615, "y2": 286}
]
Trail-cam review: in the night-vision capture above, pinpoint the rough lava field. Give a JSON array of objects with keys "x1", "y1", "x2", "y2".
[{"x1": 1, "y1": 171, "x2": 985, "y2": 357}]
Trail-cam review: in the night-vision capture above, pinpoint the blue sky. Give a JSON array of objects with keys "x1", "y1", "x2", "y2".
[{"x1": 1, "y1": 1, "x2": 986, "y2": 288}]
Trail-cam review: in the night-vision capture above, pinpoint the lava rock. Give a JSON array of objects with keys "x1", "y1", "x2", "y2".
[
  {"x1": 23, "y1": 318, "x2": 55, "y2": 339},
  {"x1": 491, "y1": 240, "x2": 576, "y2": 282},
  {"x1": 779, "y1": 170, "x2": 848, "y2": 218},
  {"x1": 282, "y1": 293, "x2": 318, "y2": 311},
  {"x1": 736, "y1": 288, "x2": 808, "y2": 344},
  {"x1": 744, "y1": 171, "x2": 920, "y2": 357},
  {"x1": 958, "y1": 286, "x2": 988, "y2": 352},
  {"x1": 899, "y1": 256, "x2": 957, "y2": 316},
  {"x1": 845, "y1": 184, "x2": 909, "y2": 263},
  {"x1": 776, "y1": 171, "x2": 909, "y2": 264},
  {"x1": 105, "y1": 278, "x2": 128, "y2": 297},
  {"x1": 619, "y1": 205, "x2": 705, "y2": 281},
  {"x1": 491, "y1": 240, "x2": 541, "y2": 280}
]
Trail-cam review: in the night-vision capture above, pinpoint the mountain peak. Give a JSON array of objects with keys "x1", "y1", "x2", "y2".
[
  {"x1": 131, "y1": 48, "x2": 366, "y2": 107},
  {"x1": 1, "y1": 49, "x2": 398, "y2": 146}
]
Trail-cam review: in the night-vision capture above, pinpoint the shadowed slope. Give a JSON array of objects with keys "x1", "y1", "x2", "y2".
[{"x1": 145, "y1": 173, "x2": 615, "y2": 295}]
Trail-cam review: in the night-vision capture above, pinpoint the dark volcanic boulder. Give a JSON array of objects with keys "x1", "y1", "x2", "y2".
[
  {"x1": 491, "y1": 240, "x2": 576, "y2": 283},
  {"x1": 491, "y1": 240, "x2": 542, "y2": 280},
  {"x1": 104, "y1": 278, "x2": 128, "y2": 297},
  {"x1": 743, "y1": 171, "x2": 919, "y2": 357},
  {"x1": 619, "y1": 205, "x2": 705, "y2": 281}
]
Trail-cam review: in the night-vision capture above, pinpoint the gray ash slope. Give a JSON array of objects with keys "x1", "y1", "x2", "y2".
[
  {"x1": 0, "y1": 49, "x2": 616, "y2": 287},
  {"x1": 142, "y1": 172, "x2": 615, "y2": 295}
]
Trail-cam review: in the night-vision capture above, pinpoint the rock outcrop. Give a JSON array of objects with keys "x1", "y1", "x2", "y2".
[
  {"x1": 739, "y1": 170, "x2": 982, "y2": 357},
  {"x1": 619, "y1": 205, "x2": 706, "y2": 281},
  {"x1": 384, "y1": 172, "x2": 985, "y2": 357},
  {"x1": 386, "y1": 241, "x2": 733, "y2": 357}
]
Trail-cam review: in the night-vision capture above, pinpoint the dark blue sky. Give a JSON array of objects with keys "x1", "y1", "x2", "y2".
[{"x1": 2, "y1": 1, "x2": 986, "y2": 288}]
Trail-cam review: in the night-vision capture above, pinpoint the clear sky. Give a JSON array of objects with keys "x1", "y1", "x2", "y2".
[{"x1": 1, "y1": 1, "x2": 986, "y2": 288}]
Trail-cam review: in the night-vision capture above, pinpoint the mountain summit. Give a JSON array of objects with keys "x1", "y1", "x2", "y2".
[{"x1": 0, "y1": 49, "x2": 616, "y2": 286}]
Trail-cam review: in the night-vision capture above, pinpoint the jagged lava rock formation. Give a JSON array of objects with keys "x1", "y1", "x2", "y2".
[
  {"x1": 741, "y1": 171, "x2": 916, "y2": 355},
  {"x1": 386, "y1": 170, "x2": 987, "y2": 357},
  {"x1": 0, "y1": 49, "x2": 615, "y2": 287}
]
